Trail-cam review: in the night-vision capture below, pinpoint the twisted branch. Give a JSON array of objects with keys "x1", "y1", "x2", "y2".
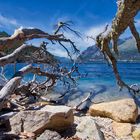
[{"x1": 95, "y1": 0, "x2": 140, "y2": 93}]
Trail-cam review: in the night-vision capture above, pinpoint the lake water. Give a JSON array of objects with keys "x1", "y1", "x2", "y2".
[
  {"x1": 1, "y1": 62, "x2": 140, "y2": 107},
  {"x1": 2, "y1": 62, "x2": 140, "y2": 86},
  {"x1": 1, "y1": 62, "x2": 140, "y2": 87},
  {"x1": 78, "y1": 62, "x2": 140, "y2": 87}
]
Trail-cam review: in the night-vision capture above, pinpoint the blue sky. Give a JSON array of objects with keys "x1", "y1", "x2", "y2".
[{"x1": 0, "y1": 0, "x2": 140, "y2": 57}]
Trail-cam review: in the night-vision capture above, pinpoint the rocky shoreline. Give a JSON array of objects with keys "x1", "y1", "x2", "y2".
[{"x1": 0, "y1": 98, "x2": 140, "y2": 140}]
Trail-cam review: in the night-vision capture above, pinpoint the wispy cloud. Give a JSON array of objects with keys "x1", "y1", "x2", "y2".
[
  {"x1": 48, "y1": 23, "x2": 108, "y2": 57},
  {"x1": 0, "y1": 13, "x2": 109, "y2": 58},
  {"x1": 84, "y1": 24, "x2": 108, "y2": 45},
  {"x1": 0, "y1": 14, "x2": 19, "y2": 30},
  {"x1": 29, "y1": 39, "x2": 68, "y2": 57},
  {"x1": 49, "y1": 48, "x2": 68, "y2": 57}
]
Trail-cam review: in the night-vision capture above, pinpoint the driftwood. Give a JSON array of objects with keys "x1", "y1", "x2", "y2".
[
  {"x1": 0, "y1": 64, "x2": 56, "y2": 109},
  {"x1": 0, "y1": 44, "x2": 58, "y2": 66},
  {"x1": 0, "y1": 44, "x2": 29, "y2": 66},
  {"x1": 0, "y1": 77, "x2": 22, "y2": 110},
  {"x1": 0, "y1": 22, "x2": 80, "y2": 110},
  {"x1": 13, "y1": 64, "x2": 58, "y2": 86},
  {"x1": 0, "y1": 27, "x2": 79, "y2": 55},
  {"x1": 95, "y1": 0, "x2": 140, "y2": 93},
  {"x1": 0, "y1": 0, "x2": 140, "y2": 111}
]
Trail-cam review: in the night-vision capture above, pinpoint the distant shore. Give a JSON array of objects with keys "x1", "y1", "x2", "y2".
[{"x1": 77, "y1": 60, "x2": 140, "y2": 64}]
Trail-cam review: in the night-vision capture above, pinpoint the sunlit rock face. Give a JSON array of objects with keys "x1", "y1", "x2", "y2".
[
  {"x1": 9, "y1": 105, "x2": 74, "y2": 134},
  {"x1": 89, "y1": 98, "x2": 138, "y2": 123}
]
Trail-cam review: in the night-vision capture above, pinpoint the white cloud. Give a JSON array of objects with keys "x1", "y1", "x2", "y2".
[
  {"x1": 84, "y1": 24, "x2": 108, "y2": 46},
  {"x1": 22, "y1": 23, "x2": 109, "y2": 58},
  {"x1": 0, "y1": 13, "x2": 109, "y2": 58},
  {"x1": 86, "y1": 25, "x2": 106, "y2": 37},
  {"x1": 0, "y1": 14, "x2": 19, "y2": 29},
  {"x1": 50, "y1": 49, "x2": 68, "y2": 57},
  {"x1": 46, "y1": 24, "x2": 108, "y2": 57}
]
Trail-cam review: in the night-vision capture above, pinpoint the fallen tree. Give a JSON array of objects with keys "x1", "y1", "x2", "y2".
[
  {"x1": 93, "y1": 0, "x2": 140, "y2": 94},
  {"x1": 0, "y1": 22, "x2": 81, "y2": 110},
  {"x1": 0, "y1": 0, "x2": 140, "y2": 111}
]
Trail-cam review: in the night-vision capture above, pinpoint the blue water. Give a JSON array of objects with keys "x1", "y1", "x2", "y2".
[
  {"x1": 1, "y1": 62, "x2": 140, "y2": 88},
  {"x1": 1, "y1": 62, "x2": 140, "y2": 107},
  {"x1": 77, "y1": 62, "x2": 140, "y2": 87}
]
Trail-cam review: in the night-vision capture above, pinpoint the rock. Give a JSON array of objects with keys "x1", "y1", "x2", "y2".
[
  {"x1": 65, "y1": 136, "x2": 82, "y2": 140},
  {"x1": 112, "y1": 121, "x2": 133, "y2": 138},
  {"x1": 91, "y1": 116, "x2": 115, "y2": 140},
  {"x1": 9, "y1": 105, "x2": 74, "y2": 135},
  {"x1": 75, "y1": 116, "x2": 105, "y2": 140},
  {"x1": 19, "y1": 132, "x2": 35, "y2": 139},
  {"x1": 37, "y1": 130, "x2": 63, "y2": 140},
  {"x1": 132, "y1": 129, "x2": 140, "y2": 140},
  {"x1": 89, "y1": 98, "x2": 138, "y2": 123}
]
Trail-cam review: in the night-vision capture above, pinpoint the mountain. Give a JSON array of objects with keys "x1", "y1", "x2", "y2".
[
  {"x1": 77, "y1": 37, "x2": 140, "y2": 62},
  {"x1": 117, "y1": 37, "x2": 140, "y2": 61},
  {"x1": 55, "y1": 56, "x2": 70, "y2": 63},
  {"x1": 0, "y1": 31, "x2": 10, "y2": 37},
  {"x1": 77, "y1": 45, "x2": 103, "y2": 62}
]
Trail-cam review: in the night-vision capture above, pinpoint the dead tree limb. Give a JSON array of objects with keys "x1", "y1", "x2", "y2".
[
  {"x1": 0, "y1": 64, "x2": 58, "y2": 110},
  {"x1": 0, "y1": 77, "x2": 22, "y2": 110},
  {"x1": 95, "y1": 0, "x2": 140, "y2": 93},
  {"x1": 0, "y1": 61, "x2": 80, "y2": 110},
  {"x1": 0, "y1": 27, "x2": 79, "y2": 55},
  {"x1": 0, "y1": 21, "x2": 80, "y2": 110},
  {"x1": 13, "y1": 64, "x2": 57, "y2": 82},
  {"x1": 0, "y1": 44, "x2": 29, "y2": 66},
  {"x1": 129, "y1": 20, "x2": 140, "y2": 52},
  {"x1": 0, "y1": 44, "x2": 57, "y2": 66}
]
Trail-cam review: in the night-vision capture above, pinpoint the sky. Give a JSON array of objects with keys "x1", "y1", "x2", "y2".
[{"x1": 0, "y1": 0, "x2": 140, "y2": 57}]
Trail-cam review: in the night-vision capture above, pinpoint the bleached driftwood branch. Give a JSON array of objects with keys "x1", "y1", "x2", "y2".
[
  {"x1": 0, "y1": 43, "x2": 58, "y2": 66},
  {"x1": 0, "y1": 27, "x2": 79, "y2": 55},
  {"x1": 0, "y1": 21, "x2": 81, "y2": 110},
  {"x1": 0, "y1": 77, "x2": 22, "y2": 110},
  {"x1": 95, "y1": 0, "x2": 140, "y2": 93}
]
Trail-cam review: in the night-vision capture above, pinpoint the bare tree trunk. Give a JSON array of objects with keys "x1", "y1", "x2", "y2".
[
  {"x1": 0, "y1": 64, "x2": 59, "y2": 110},
  {"x1": 95, "y1": 0, "x2": 140, "y2": 93},
  {"x1": 0, "y1": 77, "x2": 22, "y2": 110}
]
